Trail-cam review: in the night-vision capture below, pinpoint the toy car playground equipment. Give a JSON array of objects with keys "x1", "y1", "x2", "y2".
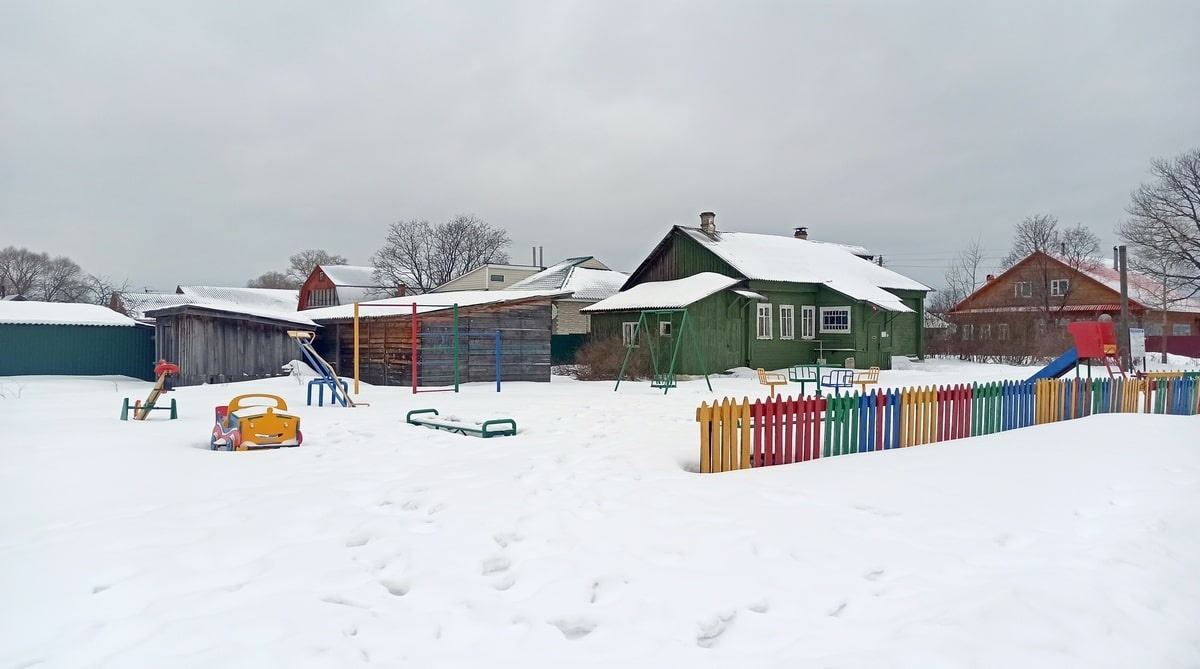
[
  {"x1": 120, "y1": 359, "x2": 180, "y2": 420},
  {"x1": 288, "y1": 330, "x2": 368, "y2": 407},
  {"x1": 1027, "y1": 321, "x2": 1127, "y2": 381},
  {"x1": 211, "y1": 394, "x2": 303, "y2": 451}
]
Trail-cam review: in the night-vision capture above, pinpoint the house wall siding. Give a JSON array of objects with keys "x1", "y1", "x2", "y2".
[
  {"x1": 555, "y1": 301, "x2": 590, "y2": 335},
  {"x1": 588, "y1": 292, "x2": 745, "y2": 376},
  {"x1": 633, "y1": 233, "x2": 741, "y2": 284}
]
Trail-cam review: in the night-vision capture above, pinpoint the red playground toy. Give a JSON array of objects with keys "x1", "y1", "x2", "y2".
[{"x1": 1027, "y1": 321, "x2": 1126, "y2": 381}]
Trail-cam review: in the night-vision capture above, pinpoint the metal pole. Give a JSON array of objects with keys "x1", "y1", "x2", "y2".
[
  {"x1": 411, "y1": 302, "x2": 418, "y2": 394},
  {"x1": 1118, "y1": 245, "x2": 1131, "y2": 371},
  {"x1": 494, "y1": 330, "x2": 501, "y2": 392},
  {"x1": 453, "y1": 304, "x2": 460, "y2": 393},
  {"x1": 353, "y1": 301, "x2": 360, "y2": 394}
]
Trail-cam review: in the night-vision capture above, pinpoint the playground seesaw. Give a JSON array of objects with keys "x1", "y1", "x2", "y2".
[{"x1": 405, "y1": 408, "x2": 517, "y2": 438}]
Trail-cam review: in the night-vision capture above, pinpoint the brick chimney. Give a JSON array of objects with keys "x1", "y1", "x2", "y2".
[
  {"x1": 699, "y1": 211, "x2": 716, "y2": 234},
  {"x1": 794, "y1": 227, "x2": 808, "y2": 240}
]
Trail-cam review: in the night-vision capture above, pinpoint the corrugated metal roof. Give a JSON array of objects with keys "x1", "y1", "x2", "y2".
[
  {"x1": 304, "y1": 289, "x2": 569, "y2": 322},
  {"x1": 319, "y1": 265, "x2": 380, "y2": 287},
  {"x1": 506, "y1": 260, "x2": 628, "y2": 301},
  {"x1": 0, "y1": 301, "x2": 140, "y2": 326},
  {"x1": 582, "y1": 273, "x2": 741, "y2": 312},
  {"x1": 144, "y1": 302, "x2": 316, "y2": 326},
  {"x1": 178, "y1": 286, "x2": 299, "y2": 311}
]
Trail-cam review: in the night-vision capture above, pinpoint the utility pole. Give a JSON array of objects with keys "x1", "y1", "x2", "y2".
[{"x1": 1117, "y1": 245, "x2": 1131, "y2": 370}]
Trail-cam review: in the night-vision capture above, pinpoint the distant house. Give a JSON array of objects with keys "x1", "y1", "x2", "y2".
[
  {"x1": 504, "y1": 257, "x2": 628, "y2": 363},
  {"x1": 304, "y1": 289, "x2": 567, "y2": 386},
  {"x1": 948, "y1": 251, "x2": 1200, "y2": 358},
  {"x1": 582, "y1": 212, "x2": 931, "y2": 373},
  {"x1": 0, "y1": 301, "x2": 155, "y2": 380},
  {"x1": 299, "y1": 265, "x2": 396, "y2": 310},
  {"x1": 428, "y1": 264, "x2": 543, "y2": 293}
]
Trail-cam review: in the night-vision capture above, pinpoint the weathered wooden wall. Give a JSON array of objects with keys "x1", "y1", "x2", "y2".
[
  {"x1": 316, "y1": 299, "x2": 554, "y2": 386},
  {"x1": 153, "y1": 308, "x2": 299, "y2": 387}
]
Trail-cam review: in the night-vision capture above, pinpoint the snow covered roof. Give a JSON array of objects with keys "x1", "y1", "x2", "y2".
[
  {"x1": 178, "y1": 286, "x2": 299, "y2": 311},
  {"x1": 506, "y1": 259, "x2": 628, "y2": 301},
  {"x1": 581, "y1": 273, "x2": 742, "y2": 313},
  {"x1": 1074, "y1": 259, "x2": 1200, "y2": 314},
  {"x1": 144, "y1": 302, "x2": 316, "y2": 327},
  {"x1": 678, "y1": 227, "x2": 930, "y2": 312},
  {"x1": 115, "y1": 292, "x2": 196, "y2": 320},
  {"x1": 0, "y1": 301, "x2": 141, "y2": 326},
  {"x1": 304, "y1": 289, "x2": 570, "y2": 322},
  {"x1": 318, "y1": 265, "x2": 379, "y2": 287}
]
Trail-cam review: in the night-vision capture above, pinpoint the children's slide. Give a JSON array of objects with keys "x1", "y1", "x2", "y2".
[{"x1": 1026, "y1": 347, "x2": 1079, "y2": 381}]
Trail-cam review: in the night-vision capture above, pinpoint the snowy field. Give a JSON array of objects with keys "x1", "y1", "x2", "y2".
[{"x1": 2, "y1": 357, "x2": 1199, "y2": 668}]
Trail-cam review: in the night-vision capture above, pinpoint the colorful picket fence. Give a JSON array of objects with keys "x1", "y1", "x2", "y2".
[{"x1": 697, "y1": 376, "x2": 1199, "y2": 473}]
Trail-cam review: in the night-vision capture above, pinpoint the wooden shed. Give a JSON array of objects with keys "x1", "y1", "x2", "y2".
[
  {"x1": 145, "y1": 304, "x2": 317, "y2": 387},
  {"x1": 305, "y1": 290, "x2": 563, "y2": 387}
]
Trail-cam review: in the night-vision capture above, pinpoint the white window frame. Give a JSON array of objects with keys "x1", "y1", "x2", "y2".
[
  {"x1": 756, "y1": 303, "x2": 773, "y2": 340},
  {"x1": 961, "y1": 324, "x2": 974, "y2": 340},
  {"x1": 998, "y1": 323, "x2": 1010, "y2": 340},
  {"x1": 659, "y1": 320, "x2": 672, "y2": 337},
  {"x1": 980, "y1": 324, "x2": 992, "y2": 340},
  {"x1": 622, "y1": 322, "x2": 639, "y2": 347},
  {"x1": 1172, "y1": 323, "x2": 1192, "y2": 336},
  {"x1": 779, "y1": 305, "x2": 795, "y2": 340},
  {"x1": 1015, "y1": 281, "x2": 1032, "y2": 298},
  {"x1": 800, "y1": 305, "x2": 816, "y2": 340},
  {"x1": 1050, "y1": 279, "x2": 1070, "y2": 297},
  {"x1": 819, "y1": 306, "x2": 851, "y2": 334}
]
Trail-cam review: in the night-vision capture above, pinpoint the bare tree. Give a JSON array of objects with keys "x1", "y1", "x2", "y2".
[
  {"x1": 247, "y1": 271, "x2": 297, "y2": 289},
  {"x1": 1001, "y1": 214, "x2": 1100, "y2": 316},
  {"x1": 0, "y1": 246, "x2": 47, "y2": 297},
  {"x1": 939, "y1": 237, "x2": 989, "y2": 310},
  {"x1": 373, "y1": 214, "x2": 511, "y2": 294},
  {"x1": 82, "y1": 275, "x2": 130, "y2": 307},
  {"x1": 34, "y1": 256, "x2": 89, "y2": 302},
  {"x1": 1118, "y1": 148, "x2": 1200, "y2": 298},
  {"x1": 1129, "y1": 245, "x2": 1192, "y2": 362},
  {"x1": 286, "y1": 249, "x2": 348, "y2": 284}
]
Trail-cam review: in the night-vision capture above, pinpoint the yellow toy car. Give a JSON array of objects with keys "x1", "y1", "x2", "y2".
[{"x1": 211, "y1": 394, "x2": 303, "y2": 451}]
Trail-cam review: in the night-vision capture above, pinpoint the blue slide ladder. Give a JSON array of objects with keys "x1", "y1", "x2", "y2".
[{"x1": 287, "y1": 330, "x2": 365, "y2": 407}]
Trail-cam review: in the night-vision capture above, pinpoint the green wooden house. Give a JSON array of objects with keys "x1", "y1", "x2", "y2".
[{"x1": 582, "y1": 213, "x2": 931, "y2": 373}]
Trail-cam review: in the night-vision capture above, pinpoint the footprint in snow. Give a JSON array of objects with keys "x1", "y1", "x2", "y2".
[{"x1": 549, "y1": 617, "x2": 596, "y2": 640}]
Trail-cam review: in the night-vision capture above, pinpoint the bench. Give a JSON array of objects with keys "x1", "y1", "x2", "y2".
[
  {"x1": 787, "y1": 365, "x2": 821, "y2": 395},
  {"x1": 406, "y1": 408, "x2": 517, "y2": 438},
  {"x1": 853, "y1": 366, "x2": 880, "y2": 391},
  {"x1": 756, "y1": 368, "x2": 788, "y2": 397},
  {"x1": 820, "y1": 368, "x2": 854, "y2": 393}
]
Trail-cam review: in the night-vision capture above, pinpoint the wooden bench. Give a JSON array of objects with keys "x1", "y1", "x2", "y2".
[
  {"x1": 820, "y1": 368, "x2": 854, "y2": 393},
  {"x1": 406, "y1": 408, "x2": 517, "y2": 438},
  {"x1": 788, "y1": 365, "x2": 821, "y2": 395},
  {"x1": 853, "y1": 366, "x2": 880, "y2": 391},
  {"x1": 756, "y1": 368, "x2": 788, "y2": 397}
]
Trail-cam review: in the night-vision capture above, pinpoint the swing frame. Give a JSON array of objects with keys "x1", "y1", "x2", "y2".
[{"x1": 614, "y1": 308, "x2": 712, "y2": 394}]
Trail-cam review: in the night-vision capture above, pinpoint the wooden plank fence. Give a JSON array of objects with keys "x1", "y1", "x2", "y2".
[{"x1": 697, "y1": 376, "x2": 1198, "y2": 473}]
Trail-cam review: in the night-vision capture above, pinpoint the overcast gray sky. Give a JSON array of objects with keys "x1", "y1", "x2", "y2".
[{"x1": 3, "y1": 0, "x2": 1197, "y2": 293}]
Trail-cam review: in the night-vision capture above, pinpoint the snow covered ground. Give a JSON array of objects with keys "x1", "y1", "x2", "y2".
[{"x1": 2, "y1": 358, "x2": 1199, "y2": 668}]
